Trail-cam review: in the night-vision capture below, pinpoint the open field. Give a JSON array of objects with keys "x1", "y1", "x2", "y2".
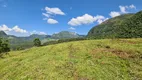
[{"x1": 0, "y1": 39, "x2": 142, "y2": 80}]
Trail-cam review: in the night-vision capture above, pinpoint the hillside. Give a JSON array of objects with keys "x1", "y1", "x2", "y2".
[
  {"x1": 0, "y1": 39, "x2": 142, "y2": 79},
  {"x1": 88, "y1": 11, "x2": 142, "y2": 39}
]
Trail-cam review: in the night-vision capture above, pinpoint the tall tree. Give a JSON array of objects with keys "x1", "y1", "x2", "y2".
[
  {"x1": 0, "y1": 38, "x2": 3, "y2": 53},
  {"x1": 33, "y1": 38, "x2": 41, "y2": 47},
  {"x1": 0, "y1": 38, "x2": 10, "y2": 56}
]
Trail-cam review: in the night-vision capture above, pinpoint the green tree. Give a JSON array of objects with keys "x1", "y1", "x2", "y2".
[
  {"x1": 33, "y1": 38, "x2": 41, "y2": 47},
  {"x1": 2, "y1": 42, "x2": 10, "y2": 53},
  {"x1": 0, "y1": 38, "x2": 3, "y2": 53},
  {"x1": 0, "y1": 38, "x2": 10, "y2": 56}
]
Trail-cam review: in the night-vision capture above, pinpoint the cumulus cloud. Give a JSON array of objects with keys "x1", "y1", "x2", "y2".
[
  {"x1": 0, "y1": 25, "x2": 47, "y2": 36},
  {"x1": 0, "y1": 25, "x2": 27, "y2": 33},
  {"x1": 94, "y1": 15, "x2": 105, "y2": 20},
  {"x1": 0, "y1": 24, "x2": 12, "y2": 32},
  {"x1": 68, "y1": 14, "x2": 107, "y2": 26},
  {"x1": 12, "y1": 26, "x2": 27, "y2": 33},
  {"x1": 119, "y1": 6, "x2": 127, "y2": 13},
  {"x1": 109, "y1": 4, "x2": 136, "y2": 18},
  {"x1": 119, "y1": 4, "x2": 136, "y2": 13},
  {"x1": 97, "y1": 19, "x2": 104, "y2": 24},
  {"x1": 45, "y1": 7, "x2": 65, "y2": 15},
  {"x1": 68, "y1": 14, "x2": 95, "y2": 26},
  {"x1": 42, "y1": 6, "x2": 65, "y2": 24},
  {"x1": 47, "y1": 18, "x2": 58, "y2": 24},
  {"x1": 0, "y1": 24, "x2": 28, "y2": 36},
  {"x1": 97, "y1": 17, "x2": 109, "y2": 24},
  {"x1": 69, "y1": 27, "x2": 75, "y2": 30},
  {"x1": 109, "y1": 11, "x2": 121, "y2": 17}
]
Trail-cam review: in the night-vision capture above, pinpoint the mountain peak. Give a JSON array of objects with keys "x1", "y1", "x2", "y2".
[{"x1": 0, "y1": 31, "x2": 7, "y2": 37}]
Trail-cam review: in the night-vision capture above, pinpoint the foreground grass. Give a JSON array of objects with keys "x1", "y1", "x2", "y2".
[{"x1": 0, "y1": 39, "x2": 142, "y2": 80}]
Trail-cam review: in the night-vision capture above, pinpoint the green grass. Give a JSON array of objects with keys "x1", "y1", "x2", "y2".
[{"x1": 0, "y1": 39, "x2": 142, "y2": 80}]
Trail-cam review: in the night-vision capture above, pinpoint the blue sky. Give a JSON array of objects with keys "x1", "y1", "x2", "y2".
[{"x1": 0, "y1": 0, "x2": 141, "y2": 36}]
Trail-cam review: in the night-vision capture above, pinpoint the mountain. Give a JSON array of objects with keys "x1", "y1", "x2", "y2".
[
  {"x1": 0, "y1": 31, "x2": 7, "y2": 38},
  {"x1": 0, "y1": 31, "x2": 49, "y2": 50},
  {"x1": 0, "y1": 31, "x2": 85, "y2": 50},
  {"x1": 87, "y1": 11, "x2": 142, "y2": 39},
  {"x1": 52, "y1": 31, "x2": 81, "y2": 39}
]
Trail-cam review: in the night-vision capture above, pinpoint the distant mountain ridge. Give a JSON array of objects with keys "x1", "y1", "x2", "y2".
[
  {"x1": 52, "y1": 31, "x2": 81, "y2": 39},
  {"x1": 0, "y1": 31, "x2": 85, "y2": 40},
  {"x1": 0, "y1": 31, "x2": 7, "y2": 37},
  {"x1": 0, "y1": 30, "x2": 85, "y2": 50},
  {"x1": 88, "y1": 11, "x2": 142, "y2": 38}
]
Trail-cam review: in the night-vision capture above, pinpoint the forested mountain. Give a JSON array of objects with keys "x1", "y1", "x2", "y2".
[{"x1": 88, "y1": 11, "x2": 142, "y2": 39}]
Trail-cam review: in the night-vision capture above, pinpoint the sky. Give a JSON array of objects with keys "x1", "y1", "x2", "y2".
[{"x1": 0, "y1": 0, "x2": 141, "y2": 36}]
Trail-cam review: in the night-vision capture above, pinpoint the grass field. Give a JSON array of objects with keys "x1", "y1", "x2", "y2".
[{"x1": 0, "y1": 39, "x2": 142, "y2": 80}]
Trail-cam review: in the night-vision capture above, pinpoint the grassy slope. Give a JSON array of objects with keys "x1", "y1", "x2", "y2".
[{"x1": 0, "y1": 39, "x2": 142, "y2": 80}]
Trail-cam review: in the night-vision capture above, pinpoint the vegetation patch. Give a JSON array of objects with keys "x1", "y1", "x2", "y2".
[{"x1": 91, "y1": 48, "x2": 136, "y2": 59}]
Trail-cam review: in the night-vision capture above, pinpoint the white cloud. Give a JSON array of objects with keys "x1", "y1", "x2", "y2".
[
  {"x1": 39, "y1": 32, "x2": 47, "y2": 35},
  {"x1": 12, "y1": 26, "x2": 27, "y2": 33},
  {"x1": 30, "y1": 30, "x2": 47, "y2": 35},
  {"x1": 68, "y1": 14, "x2": 96, "y2": 26},
  {"x1": 0, "y1": 24, "x2": 12, "y2": 32},
  {"x1": 94, "y1": 15, "x2": 107, "y2": 24},
  {"x1": 68, "y1": 14, "x2": 107, "y2": 26},
  {"x1": 0, "y1": 25, "x2": 27, "y2": 33},
  {"x1": 97, "y1": 19, "x2": 103, "y2": 24},
  {"x1": 0, "y1": 24, "x2": 29, "y2": 36},
  {"x1": 97, "y1": 17, "x2": 109, "y2": 24},
  {"x1": 109, "y1": 11, "x2": 121, "y2": 17},
  {"x1": 109, "y1": 4, "x2": 136, "y2": 18},
  {"x1": 42, "y1": 13, "x2": 50, "y2": 18},
  {"x1": 42, "y1": 6, "x2": 65, "y2": 24},
  {"x1": 129, "y1": 4, "x2": 136, "y2": 9},
  {"x1": 119, "y1": 5, "x2": 136, "y2": 13},
  {"x1": 94, "y1": 15, "x2": 105, "y2": 20},
  {"x1": 0, "y1": 25, "x2": 48, "y2": 36},
  {"x1": 119, "y1": 6, "x2": 127, "y2": 13},
  {"x1": 47, "y1": 18, "x2": 58, "y2": 24},
  {"x1": 45, "y1": 6, "x2": 65, "y2": 15},
  {"x1": 69, "y1": 27, "x2": 75, "y2": 30}
]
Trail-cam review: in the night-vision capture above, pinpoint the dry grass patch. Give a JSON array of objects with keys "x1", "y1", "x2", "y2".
[{"x1": 90, "y1": 48, "x2": 133, "y2": 58}]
